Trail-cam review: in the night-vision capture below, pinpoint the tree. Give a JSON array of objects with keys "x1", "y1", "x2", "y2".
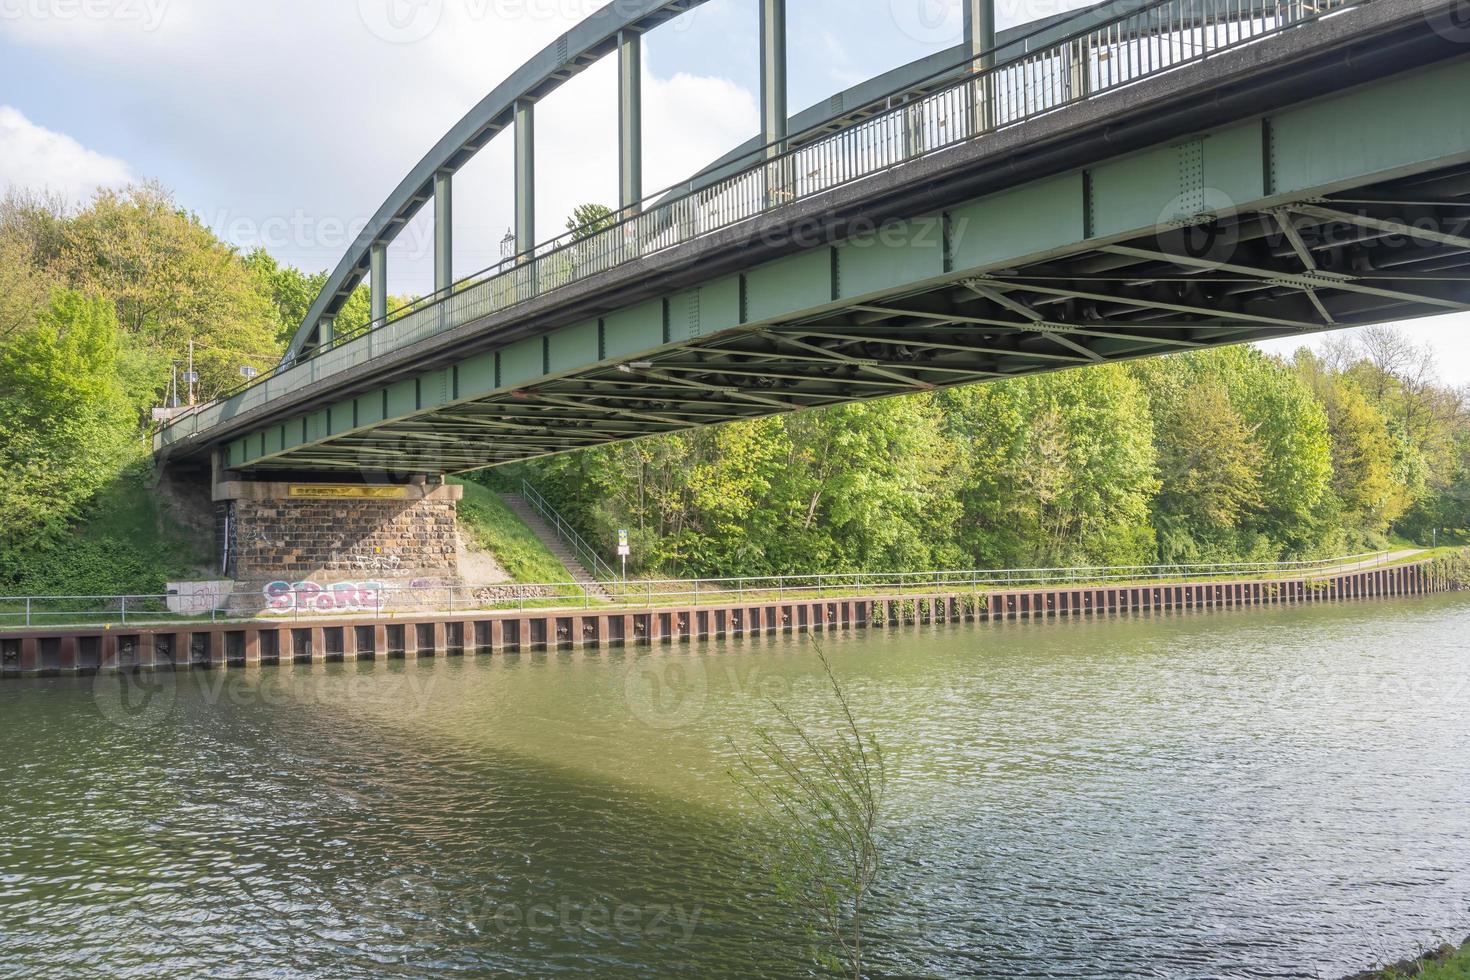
[
  {"x1": 941, "y1": 366, "x2": 1159, "y2": 568},
  {"x1": 1321, "y1": 376, "x2": 1403, "y2": 530},
  {"x1": 1151, "y1": 379, "x2": 1264, "y2": 560},
  {"x1": 0, "y1": 291, "x2": 136, "y2": 558},
  {"x1": 0, "y1": 233, "x2": 56, "y2": 344},
  {"x1": 566, "y1": 203, "x2": 615, "y2": 238},
  {"x1": 59, "y1": 183, "x2": 281, "y2": 400},
  {"x1": 1138, "y1": 346, "x2": 1332, "y2": 557},
  {"x1": 245, "y1": 248, "x2": 329, "y2": 347}
]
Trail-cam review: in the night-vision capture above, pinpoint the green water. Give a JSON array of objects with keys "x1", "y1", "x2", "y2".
[{"x1": 2, "y1": 596, "x2": 1469, "y2": 978}]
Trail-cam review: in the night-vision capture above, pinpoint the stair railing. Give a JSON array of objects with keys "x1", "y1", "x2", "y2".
[{"x1": 518, "y1": 480, "x2": 618, "y2": 582}]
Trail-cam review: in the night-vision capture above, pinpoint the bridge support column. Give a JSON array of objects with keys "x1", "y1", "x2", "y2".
[
  {"x1": 618, "y1": 29, "x2": 642, "y2": 213},
  {"x1": 434, "y1": 171, "x2": 453, "y2": 294},
  {"x1": 214, "y1": 480, "x2": 464, "y2": 616},
  {"x1": 370, "y1": 243, "x2": 388, "y2": 324},
  {"x1": 760, "y1": 0, "x2": 787, "y2": 204},
  {"x1": 964, "y1": 0, "x2": 996, "y2": 134},
  {"x1": 515, "y1": 98, "x2": 536, "y2": 257}
]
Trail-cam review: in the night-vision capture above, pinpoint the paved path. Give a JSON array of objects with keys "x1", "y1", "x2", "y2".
[{"x1": 1316, "y1": 550, "x2": 1424, "y2": 574}]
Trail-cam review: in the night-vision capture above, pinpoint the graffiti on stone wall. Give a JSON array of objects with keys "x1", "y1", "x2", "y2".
[
  {"x1": 239, "y1": 525, "x2": 273, "y2": 548},
  {"x1": 348, "y1": 552, "x2": 403, "y2": 573},
  {"x1": 263, "y1": 581, "x2": 388, "y2": 615}
]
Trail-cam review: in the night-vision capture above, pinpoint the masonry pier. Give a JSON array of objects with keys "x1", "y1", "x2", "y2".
[{"x1": 215, "y1": 480, "x2": 464, "y2": 611}]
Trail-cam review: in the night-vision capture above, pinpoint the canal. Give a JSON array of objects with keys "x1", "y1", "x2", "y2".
[{"x1": 2, "y1": 595, "x2": 1468, "y2": 978}]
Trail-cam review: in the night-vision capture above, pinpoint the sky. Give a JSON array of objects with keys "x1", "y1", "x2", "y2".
[{"x1": 1, "y1": 0, "x2": 1467, "y2": 383}]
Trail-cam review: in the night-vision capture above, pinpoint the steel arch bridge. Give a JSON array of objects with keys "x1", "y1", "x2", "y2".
[{"x1": 157, "y1": 0, "x2": 1470, "y2": 477}]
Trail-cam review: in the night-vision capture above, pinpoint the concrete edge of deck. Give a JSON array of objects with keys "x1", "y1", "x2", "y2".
[{"x1": 0, "y1": 560, "x2": 1455, "y2": 679}]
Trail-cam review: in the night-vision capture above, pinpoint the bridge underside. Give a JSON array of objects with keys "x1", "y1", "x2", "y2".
[
  {"x1": 197, "y1": 46, "x2": 1470, "y2": 477},
  {"x1": 240, "y1": 174, "x2": 1470, "y2": 475}
]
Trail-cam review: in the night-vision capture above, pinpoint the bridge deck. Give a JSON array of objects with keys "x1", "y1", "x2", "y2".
[{"x1": 157, "y1": 0, "x2": 1470, "y2": 475}]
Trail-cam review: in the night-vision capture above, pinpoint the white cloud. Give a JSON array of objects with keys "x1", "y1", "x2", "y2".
[
  {"x1": 0, "y1": 105, "x2": 133, "y2": 202},
  {"x1": 0, "y1": 1, "x2": 760, "y2": 291}
]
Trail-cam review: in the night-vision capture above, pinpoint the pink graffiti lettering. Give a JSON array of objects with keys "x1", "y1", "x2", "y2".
[{"x1": 261, "y1": 581, "x2": 388, "y2": 615}]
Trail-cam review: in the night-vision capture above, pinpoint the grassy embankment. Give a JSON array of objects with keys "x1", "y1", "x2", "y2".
[
  {"x1": 451, "y1": 479, "x2": 573, "y2": 585},
  {"x1": 1353, "y1": 939, "x2": 1470, "y2": 979},
  {"x1": 1, "y1": 464, "x2": 212, "y2": 599}
]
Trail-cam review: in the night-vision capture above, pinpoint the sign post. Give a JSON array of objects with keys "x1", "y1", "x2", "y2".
[{"x1": 618, "y1": 529, "x2": 631, "y2": 583}]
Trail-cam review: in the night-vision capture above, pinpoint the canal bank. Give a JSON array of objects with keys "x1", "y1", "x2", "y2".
[{"x1": 1, "y1": 555, "x2": 1460, "y2": 678}]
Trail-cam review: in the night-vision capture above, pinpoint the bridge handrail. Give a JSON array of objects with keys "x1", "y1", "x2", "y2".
[
  {"x1": 0, "y1": 552, "x2": 1410, "y2": 628},
  {"x1": 156, "y1": 0, "x2": 1366, "y2": 453},
  {"x1": 517, "y1": 480, "x2": 618, "y2": 581}
]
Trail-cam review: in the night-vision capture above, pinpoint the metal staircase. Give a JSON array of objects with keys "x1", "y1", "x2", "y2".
[{"x1": 500, "y1": 481, "x2": 614, "y2": 599}]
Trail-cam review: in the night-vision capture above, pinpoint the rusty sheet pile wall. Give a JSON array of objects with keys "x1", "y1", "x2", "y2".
[{"x1": 0, "y1": 561, "x2": 1443, "y2": 678}]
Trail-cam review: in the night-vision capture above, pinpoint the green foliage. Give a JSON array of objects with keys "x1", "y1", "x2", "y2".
[
  {"x1": 510, "y1": 395, "x2": 965, "y2": 577},
  {"x1": 0, "y1": 181, "x2": 437, "y2": 595},
  {"x1": 729, "y1": 642, "x2": 885, "y2": 980},
  {"x1": 0, "y1": 291, "x2": 136, "y2": 557},
  {"x1": 515, "y1": 328, "x2": 1467, "y2": 577},
  {"x1": 4, "y1": 177, "x2": 1467, "y2": 592},
  {"x1": 1368, "y1": 938, "x2": 1470, "y2": 979},
  {"x1": 566, "y1": 203, "x2": 615, "y2": 238},
  {"x1": 56, "y1": 183, "x2": 282, "y2": 400},
  {"x1": 1426, "y1": 548, "x2": 1470, "y2": 590},
  {"x1": 0, "y1": 462, "x2": 211, "y2": 596},
  {"x1": 941, "y1": 364, "x2": 1158, "y2": 568},
  {"x1": 1151, "y1": 378, "x2": 1263, "y2": 557},
  {"x1": 452, "y1": 479, "x2": 574, "y2": 583},
  {"x1": 245, "y1": 248, "x2": 329, "y2": 346}
]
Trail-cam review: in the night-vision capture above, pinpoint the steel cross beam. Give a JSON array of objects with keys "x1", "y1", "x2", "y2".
[
  {"x1": 782, "y1": 325, "x2": 1085, "y2": 365},
  {"x1": 965, "y1": 276, "x2": 1322, "y2": 330},
  {"x1": 1270, "y1": 211, "x2": 1337, "y2": 324},
  {"x1": 759, "y1": 332, "x2": 938, "y2": 390},
  {"x1": 625, "y1": 366, "x2": 810, "y2": 412},
  {"x1": 1290, "y1": 204, "x2": 1470, "y2": 252},
  {"x1": 960, "y1": 280, "x2": 1107, "y2": 361},
  {"x1": 847, "y1": 303, "x2": 1220, "y2": 351},
  {"x1": 1100, "y1": 243, "x2": 1470, "y2": 314}
]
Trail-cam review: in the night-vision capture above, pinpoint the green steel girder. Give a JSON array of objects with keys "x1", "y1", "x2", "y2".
[{"x1": 222, "y1": 55, "x2": 1470, "y2": 476}]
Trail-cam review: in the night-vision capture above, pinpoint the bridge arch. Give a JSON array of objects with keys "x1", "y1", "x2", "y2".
[{"x1": 286, "y1": 0, "x2": 1119, "y2": 361}]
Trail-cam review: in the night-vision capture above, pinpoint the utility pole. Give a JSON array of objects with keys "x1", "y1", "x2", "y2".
[{"x1": 188, "y1": 339, "x2": 196, "y2": 405}]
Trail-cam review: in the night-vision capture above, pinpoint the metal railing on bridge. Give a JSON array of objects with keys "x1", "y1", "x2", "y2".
[
  {"x1": 157, "y1": 0, "x2": 1364, "y2": 450},
  {"x1": 0, "y1": 552, "x2": 1403, "y2": 628}
]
